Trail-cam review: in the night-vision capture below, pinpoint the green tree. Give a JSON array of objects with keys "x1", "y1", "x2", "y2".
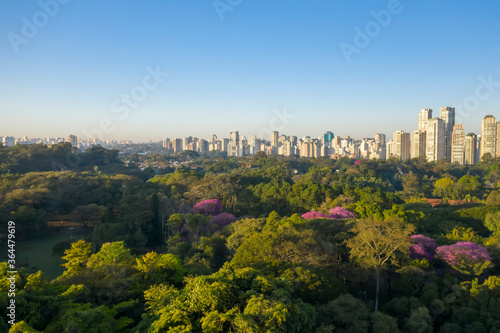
[
  {"x1": 347, "y1": 217, "x2": 415, "y2": 311},
  {"x1": 61, "y1": 240, "x2": 92, "y2": 276},
  {"x1": 432, "y1": 177, "x2": 456, "y2": 199},
  {"x1": 485, "y1": 211, "x2": 500, "y2": 235}
]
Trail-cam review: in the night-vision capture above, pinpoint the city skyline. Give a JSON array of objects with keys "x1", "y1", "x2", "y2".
[{"x1": 1, "y1": 1, "x2": 500, "y2": 140}]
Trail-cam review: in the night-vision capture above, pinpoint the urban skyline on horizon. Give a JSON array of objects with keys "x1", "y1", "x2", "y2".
[{"x1": 3, "y1": 110, "x2": 499, "y2": 167}]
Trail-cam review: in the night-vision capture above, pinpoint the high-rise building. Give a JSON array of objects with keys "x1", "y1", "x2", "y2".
[
  {"x1": 374, "y1": 133, "x2": 386, "y2": 147},
  {"x1": 410, "y1": 130, "x2": 426, "y2": 159},
  {"x1": 182, "y1": 136, "x2": 192, "y2": 150},
  {"x1": 172, "y1": 138, "x2": 183, "y2": 153},
  {"x1": 162, "y1": 138, "x2": 170, "y2": 149},
  {"x1": 1, "y1": 136, "x2": 15, "y2": 147},
  {"x1": 418, "y1": 108, "x2": 432, "y2": 131},
  {"x1": 480, "y1": 115, "x2": 497, "y2": 159},
  {"x1": 229, "y1": 131, "x2": 240, "y2": 157},
  {"x1": 67, "y1": 134, "x2": 77, "y2": 147},
  {"x1": 271, "y1": 131, "x2": 279, "y2": 154},
  {"x1": 439, "y1": 107, "x2": 455, "y2": 161},
  {"x1": 426, "y1": 118, "x2": 446, "y2": 162},
  {"x1": 451, "y1": 124, "x2": 465, "y2": 165},
  {"x1": 393, "y1": 130, "x2": 410, "y2": 160},
  {"x1": 464, "y1": 133, "x2": 477, "y2": 165},
  {"x1": 324, "y1": 131, "x2": 334, "y2": 143}
]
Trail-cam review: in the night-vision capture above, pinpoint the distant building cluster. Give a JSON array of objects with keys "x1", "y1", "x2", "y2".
[
  {"x1": 3, "y1": 110, "x2": 499, "y2": 165},
  {"x1": 163, "y1": 130, "x2": 386, "y2": 159},
  {"x1": 160, "y1": 109, "x2": 498, "y2": 164},
  {"x1": 387, "y1": 108, "x2": 500, "y2": 164},
  {"x1": 0, "y1": 135, "x2": 129, "y2": 149}
]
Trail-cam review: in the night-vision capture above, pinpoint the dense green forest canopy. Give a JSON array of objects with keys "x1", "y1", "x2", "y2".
[{"x1": 1, "y1": 143, "x2": 500, "y2": 332}]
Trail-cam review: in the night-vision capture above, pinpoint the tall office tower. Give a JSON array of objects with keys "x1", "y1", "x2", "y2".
[
  {"x1": 1, "y1": 136, "x2": 15, "y2": 147},
  {"x1": 324, "y1": 131, "x2": 334, "y2": 143},
  {"x1": 374, "y1": 133, "x2": 386, "y2": 146},
  {"x1": 162, "y1": 138, "x2": 170, "y2": 148},
  {"x1": 464, "y1": 133, "x2": 478, "y2": 165},
  {"x1": 439, "y1": 107, "x2": 455, "y2": 161},
  {"x1": 426, "y1": 118, "x2": 446, "y2": 162},
  {"x1": 271, "y1": 131, "x2": 279, "y2": 153},
  {"x1": 410, "y1": 130, "x2": 426, "y2": 159},
  {"x1": 67, "y1": 135, "x2": 78, "y2": 147},
  {"x1": 198, "y1": 139, "x2": 208, "y2": 153},
  {"x1": 480, "y1": 115, "x2": 497, "y2": 159},
  {"x1": 173, "y1": 138, "x2": 183, "y2": 153},
  {"x1": 451, "y1": 124, "x2": 465, "y2": 165},
  {"x1": 386, "y1": 139, "x2": 394, "y2": 158},
  {"x1": 229, "y1": 131, "x2": 240, "y2": 157},
  {"x1": 392, "y1": 130, "x2": 410, "y2": 160},
  {"x1": 182, "y1": 136, "x2": 192, "y2": 150},
  {"x1": 418, "y1": 108, "x2": 433, "y2": 131}
]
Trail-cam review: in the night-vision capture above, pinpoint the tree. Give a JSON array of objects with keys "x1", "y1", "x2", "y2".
[
  {"x1": 457, "y1": 173, "x2": 482, "y2": 201},
  {"x1": 432, "y1": 177, "x2": 456, "y2": 199},
  {"x1": 436, "y1": 241, "x2": 492, "y2": 276},
  {"x1": 61, "y1": 240, "x2": 92, "y2": 276},
  {"x1": 347, "y1": 217, "x2": 415, "y2": 311},
  {"x1": 484, "y1": 211, "x2": 500, "y2": 235}
]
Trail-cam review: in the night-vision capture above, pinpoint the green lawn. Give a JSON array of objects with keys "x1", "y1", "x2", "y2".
[{"x1": 15, "y1": 228, "x2": 89, "y2": 280}]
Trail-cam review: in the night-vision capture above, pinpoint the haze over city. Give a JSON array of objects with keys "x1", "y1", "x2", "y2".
[{"x1": 1, "y1": 1, "x2": 500, "y2": 141}]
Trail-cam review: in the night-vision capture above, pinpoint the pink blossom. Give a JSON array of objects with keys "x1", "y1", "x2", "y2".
[
  {"x1": 436, "y1": 241, "x2": 491, "y2": 276},
  {"x1": 193, "y1": 199, "x2": 223, "y2": 215},
  {"x1": 210, "y1": 212, "x2": 236, "y2": 227},
  {"x1": 329, "y1": 207, "x2": 355, "y2": 219},
  {"x1": 301, "y1": 211, "x2": 338, "y2": 220},
  {"x1": 410, "y1": 234, "x2": 437, "y2": 261}
]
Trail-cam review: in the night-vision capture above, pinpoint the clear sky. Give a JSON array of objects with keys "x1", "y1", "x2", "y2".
[{"x1": 1, "y1": 1, "x2": 499, "y2": 141}]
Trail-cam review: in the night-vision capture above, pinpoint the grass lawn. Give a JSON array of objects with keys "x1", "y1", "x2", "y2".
[{"x1": 15, "y1": 228, "x2": 90, "y2": 280}]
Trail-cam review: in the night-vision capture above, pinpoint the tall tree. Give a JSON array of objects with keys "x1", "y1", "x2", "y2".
[{"x1": 347, "y1": 217, "x2": 414, "y2": 311}]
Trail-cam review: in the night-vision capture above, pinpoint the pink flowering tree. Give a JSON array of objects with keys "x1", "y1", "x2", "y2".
[
  {"x1": 329, "y1": 207, "x2": 355, "y2": 219},
  {"x1": 193, "y1": 199, "x2": 223, "y2": 215},
  {"x1": 301, "y1": 211, "x2": 337, "y2": 219},
  {"x1": 436, "y1": 242, "x2": 492, "y2": 276},
  {"x1": 409, "y1": 235, "x2": 437, "y2": 261},
  {"x1": 210, "y1": 212, "x2": 236, "y2": 228}
]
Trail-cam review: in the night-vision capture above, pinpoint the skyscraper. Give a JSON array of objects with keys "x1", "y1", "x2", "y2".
[
  {"x1": 67, "y1": 134, "x2": 77, "y2": 147},
  {"x1": 393, "y1": 130, "x2": 410, "y2": 161},
  {"x1": 410, "y1": 130, "x2": 426, "y2": 159},
  {"x1": 271, "y1": 131, "x2": 279, "y2": 154},
  {"x1": 480, "y1": 115, "x2": 497, "y2": 159},
  {"x1": 439, "y1": 107, "x2": 455, "y2": 162},
  {"x1": 464, "y1": 133, "x2": 477, "y2": 165},
  {"x1": 451, "y1": 124, "x2": 465, "y2": 165},
  {"x1": 418, "y1": 109, "x2": 432, "y2": 131},
  {"x1": 324, "y1": 131, "x2": 334, "y2": 143},
  {"x1": 229, "y1": 131, "x2": 240, "y2": 157},
  {"x1": 426, "y1": 118, "x2": 446, "y2": 162}
]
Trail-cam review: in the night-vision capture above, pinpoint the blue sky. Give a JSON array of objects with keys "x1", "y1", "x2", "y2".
[{"x1": 1, "y1": 1, "x2": 499, "y2": 141}]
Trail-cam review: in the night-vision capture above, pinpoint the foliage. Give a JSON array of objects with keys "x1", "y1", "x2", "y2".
[{"x1": 436, "y1": 241, "x2": 492, "y2": 276}]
